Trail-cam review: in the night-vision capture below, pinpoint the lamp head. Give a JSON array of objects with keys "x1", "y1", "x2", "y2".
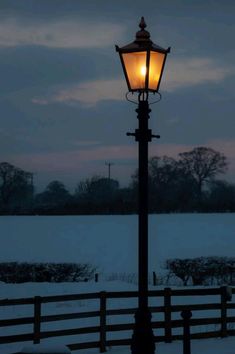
[{"x1": 116, "y1": 17, "x2": 170, "y2": 93}]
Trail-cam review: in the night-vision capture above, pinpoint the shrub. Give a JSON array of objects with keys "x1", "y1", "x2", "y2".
[
  {"x1": 0, "y1": 262, "x2": 96, "y2": 283},
  {"x1": 165, "y1": 257, "x2": 235, "y2": 286}
]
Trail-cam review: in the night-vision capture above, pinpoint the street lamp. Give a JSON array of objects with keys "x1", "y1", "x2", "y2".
[{"x1": 116, "y1": 17, "x2": 170, "y2": 354}]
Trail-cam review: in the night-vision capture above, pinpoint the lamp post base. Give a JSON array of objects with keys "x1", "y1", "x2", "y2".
[{"x1": 131, "y1": 308, "x2": 155, "y2": 354}]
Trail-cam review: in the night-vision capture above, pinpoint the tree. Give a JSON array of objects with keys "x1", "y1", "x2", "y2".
[
  {"x1": 131, "y1": 156, "x2": 197, "y2": 212},
  {"x1": 0, "y1": 162, "x2": 34, "y2": 211},
  {"x1": 74, "y1": 176, "x2": 119, "y2": 213},
  {"x1": 207, "y1": 180, "x2": 235, "y2": 212},
  {"x1": 149, "y1": 156, "x2": 180, "y2": 211},
  {"x1": 35, "y1": 180, "x2": 71, "y2": 210},
  {"x1": 149, "y1": 156, "x2": 178, "y2": 186},
  {"x1": 179, "y1": 147, "x2": 228, "y2": 204}
]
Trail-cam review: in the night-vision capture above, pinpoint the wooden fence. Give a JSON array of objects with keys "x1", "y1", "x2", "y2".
[{"x1": 0, "y1": 286, "x2": 234, "y2": 352}]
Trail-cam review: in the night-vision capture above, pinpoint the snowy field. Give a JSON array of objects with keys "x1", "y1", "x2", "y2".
[
  {"x1": 0, "y1": 280, "x2": 235, "y2": 354},
  {"x1": 64, "y1": 337, "x2": 235, "y2": 354},
  {"x1": 0, "y1": 213, "x2": 235, "y2": 275},
  {"x1": 20, "y1": 337, "x2": 235, "y2": 354},
  {"x1": 82, "y1": 337, "x2": 235, "y2": 354},
  {"x1": 0, "y1": 214, "x2": 235, "y2": 353}
]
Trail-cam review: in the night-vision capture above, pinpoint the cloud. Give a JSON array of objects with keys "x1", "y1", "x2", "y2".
[
  {"x1": 52, "y1": 79, "x2": 127, "y2": 106},
  {"x1": 0, "y1": 146, "x2": 137, "y2": 178},
  {"x1": 163, "y1": 57, "x2": 233, "y2": 91},
  {"x1": 72, "y1": 140, "x2": 101, "y2": 147},
  {"x1": 31, "y1": 98, "x2": 49, "y2": 105},
  {"x1": 0, "y1": 17, "x2": 125, "y2": 48},
  {"x1": 4, "y1": 139, "x2": 235, "y2": 171},
  {"x1": 2, "y1": 139, "x2": 234, "y2": 189},
  {"x1": 32, "y1": 79, "x2": 127, "y2": 107},
  {"x1": 32, "y1": 56, "x2": 233, "y2": 106}
]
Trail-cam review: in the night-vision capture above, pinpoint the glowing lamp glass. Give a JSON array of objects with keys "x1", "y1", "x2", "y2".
[
  {"x1": 148, "y1": 51, "x2": 165, "y2": 90},
  {"x1": 121, "y1": 50, "x2": 166, "y2": 92},
  {"x1": 122, "y1": 52, "x2": 147, "y2": 90}
]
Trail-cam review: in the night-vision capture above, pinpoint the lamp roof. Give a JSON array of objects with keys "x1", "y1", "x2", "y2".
[{"x1": 116, "y1": 17, "x2": 170, "y2": 54}]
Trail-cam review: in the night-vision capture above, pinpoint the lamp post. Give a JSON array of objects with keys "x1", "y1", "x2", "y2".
[{"x1": 116, "y1": 17, "x2": 170, "y2": 354}]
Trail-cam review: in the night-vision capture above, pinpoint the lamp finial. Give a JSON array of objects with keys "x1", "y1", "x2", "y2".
[
  {"x1": 139, "y1": 17, "x2": 147, "y2": 30},
  {"x1": 136, "y1": 17, "x2": 151, "y2": 43}
]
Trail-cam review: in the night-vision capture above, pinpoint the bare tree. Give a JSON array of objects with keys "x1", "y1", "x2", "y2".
[
  {"x1": 179, "y1": 147, "x2": 228, "y2": 199},
  {"x1": 0, "y1": 162, "x2": 33, "y2": 210},
  {"x1": 132, "y1": 156, "x2": 197, "y2": 212},
  {"x1": 75, "y1": 176, "x2": 119, "y2": 204}
]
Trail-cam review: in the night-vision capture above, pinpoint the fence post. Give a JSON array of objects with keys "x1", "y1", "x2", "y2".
[
  {"x1": 164, "y1": 287, "x2": 172, "y2": 343},
  {"x1": 181, "y1": 310, "x2": 192, "y2": 354},
  {"x1": 100, "y1": 291, "x2": 107, "y2": 353},
  {"x1": 220, "y1": 286, "x2": 228, "y2": 337},
  {"x1": 33, "y1": 296, "x2": 41, "y2": 344}
]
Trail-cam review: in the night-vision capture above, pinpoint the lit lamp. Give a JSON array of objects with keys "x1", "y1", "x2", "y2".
[
  {"x1": 116, "y1": 17, "x2": 170, "y2": 354},
  {"x1": 116, "y1": 17, "x2": 170, "y2": 94}
]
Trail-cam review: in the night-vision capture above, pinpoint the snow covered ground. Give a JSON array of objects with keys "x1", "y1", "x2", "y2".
[
  {"x1": 78, "y1": 337, "x2": 235, "y2": 354},
  {"x1": 0, "y1": 281, "x2": 234, "y2": 354},
  {"x1": 0, "y1": 214, "x2": 235, "y2": 275},
  {"x1": 0, "y1": 214, "x2": 235, "y2": 353},
  {"x1": 20, "y1": 337, "x2": 235, "y2": 354},
  {"x1": 80, "y1": 337, "x2": 235, "y2": 354}
]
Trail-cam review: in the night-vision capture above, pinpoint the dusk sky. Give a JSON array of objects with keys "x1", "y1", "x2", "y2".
[{"x1": 0, "y1": 0, "x2": 235, "y2": 192}]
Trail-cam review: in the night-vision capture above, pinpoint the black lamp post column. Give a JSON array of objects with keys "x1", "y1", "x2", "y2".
[
  {"x1": 116, "y1": 17, "x2": 170, "y2": 354},
  {"x1": 128, "y1": 95, "x2": 158, "y2": 354}
]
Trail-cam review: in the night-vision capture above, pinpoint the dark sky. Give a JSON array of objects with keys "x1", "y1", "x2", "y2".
[{"x1": 0, "y1": 0, "x2": 234, "y2": 191}]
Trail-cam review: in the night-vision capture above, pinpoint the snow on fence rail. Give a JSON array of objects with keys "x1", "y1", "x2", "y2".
[{"x1": 0, "y1": 287, "x2": 234, "y2": 352}]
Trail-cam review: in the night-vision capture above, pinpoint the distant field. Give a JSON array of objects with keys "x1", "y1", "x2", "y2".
[{"x1": 0, "y1": 214, "x2": 234, "y2": 274}]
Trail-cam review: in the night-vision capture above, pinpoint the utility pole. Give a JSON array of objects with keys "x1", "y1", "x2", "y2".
[{"x1": 105, "y1": 162, "x2": 114, "y2": 180}]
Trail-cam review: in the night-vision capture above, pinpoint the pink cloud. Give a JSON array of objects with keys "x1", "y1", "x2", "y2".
[{"x1": 2, "y1": 139, "x2": 234, "y2": 188}]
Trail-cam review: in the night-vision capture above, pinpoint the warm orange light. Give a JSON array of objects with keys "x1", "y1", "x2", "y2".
[
  {"x1": 140, "y1": 66, "x2": 147, "y2": 77},
  {"x1": 116, "y1": 17, "x2": 170, "y2": 92},
  {"x1": 148, "y1": 51, "x2": 165, "y2": 90},
  {"x1": 121, "y1": 51, "x2": 166, "y2": 91},
  {"x1": 122, "y1": 52, "x2": 147, "y2": 90}
]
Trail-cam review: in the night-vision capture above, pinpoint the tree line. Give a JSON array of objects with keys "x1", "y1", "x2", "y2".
[
  {"x1": 0, "y1": 262, "x2": 96, "y2": 283},
  {"x1": 165, "y1": 257, "x2": 235, "y2": 286},
  {"x1": 1, "y1": 147, "x2": 235, "y2": 214}
]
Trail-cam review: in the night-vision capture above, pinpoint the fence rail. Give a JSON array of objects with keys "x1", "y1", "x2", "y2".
[{"x1": 0, "y1": 286, "x2": 234, "y2": 352}]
